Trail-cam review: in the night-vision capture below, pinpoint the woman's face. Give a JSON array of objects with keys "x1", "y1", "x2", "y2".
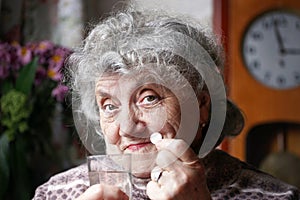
[
  {"x1": 95, "y1": 74, "x2": 180, "y2": 154},
  {"x1": 95, "y1": 73, "x2": 209, "y2": 177},
  {"x1": 95, "y1": 72, "x2": 205, "y2": 177}
]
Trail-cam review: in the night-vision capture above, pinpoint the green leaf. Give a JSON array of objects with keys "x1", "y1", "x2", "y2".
[
  {"x1": 12, "y1": 137, "x2": 32, "y2": 200},
  {"x1": 9, "y1": 138, "x2": 31, "y2": 200},
  {"x1": 15, "y1": 57, "x2": 39, "y2": 95},
  {"x1": 0, "y1": 134, "x2": 10, "y2": 199}
]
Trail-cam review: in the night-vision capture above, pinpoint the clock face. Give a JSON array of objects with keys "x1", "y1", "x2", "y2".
[{"x1": 242, "y1": 10, "x2": 300, "y2": 90}]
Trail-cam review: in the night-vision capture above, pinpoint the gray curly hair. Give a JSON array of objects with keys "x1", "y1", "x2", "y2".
[{"x1": 67, "y1": 6, "x2": 244, "y2": 154}]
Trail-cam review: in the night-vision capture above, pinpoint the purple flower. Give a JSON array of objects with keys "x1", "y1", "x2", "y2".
[
  {"x1": 34, "y1": 41, "x2": 54, "y2": 54},
  {"x1": 0, "y1": 43, "x2": 12, "y2": 79},
  {"x1": 17, "y1": 46, "x2": 32, "y2": 65},
  {"x1": 0, "y1": 40, "x2": 71, "y2": 103},
  {"x1": 8, "y1": 42, "x2": 22, "y2": 71},
  {"x1": 49, "y1": 50, "x2": 64, "y2": 69},
  {"x1": 47, "y1": 64, "x2": 62, "y2": 81},
  {"x1": 27, "y1": 41, "x2": 54, "y2": 65},
  {"x1": 0, "y1": 65, "x2": 9, "y2": 79},
  {"x1": 51, "y1": 84, "x2": 68, "y2": 102},
  {"x1": 34, "y1": 67, "x2": 47, "y2": 85}
]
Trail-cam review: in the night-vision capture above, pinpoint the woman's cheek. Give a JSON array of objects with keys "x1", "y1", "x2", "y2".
[
  {"x1": 165, "y1": 99, "x2": 181, "y2": 131},
  {"x1": 142, "y1": 105, "x2": 168, "y2": 132},
  {"x1": 100, "y1": 119, "x2": 119, "y2": 144}
]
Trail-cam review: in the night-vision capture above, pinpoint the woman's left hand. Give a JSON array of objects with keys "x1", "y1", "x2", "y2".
[{"x1": 146, "y1": 139, "x2": 212, "y2": 200}]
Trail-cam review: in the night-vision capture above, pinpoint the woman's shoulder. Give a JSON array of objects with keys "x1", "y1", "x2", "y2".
[
  {"x1": 32, "y1": 163, "x2": 89, "y2": 200},
  {"x1": 205, "y1": 149, "x2": 300, "y2": 199}
]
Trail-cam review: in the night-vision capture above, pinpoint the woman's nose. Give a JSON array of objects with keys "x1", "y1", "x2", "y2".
[{"x1": 117, "y1": 106, "x2": 147, "y2": 138}]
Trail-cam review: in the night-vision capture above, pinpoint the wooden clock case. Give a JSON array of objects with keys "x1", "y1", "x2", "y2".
[{"x1": 213, "y1": 0, "x2": 300, "y2": 164}]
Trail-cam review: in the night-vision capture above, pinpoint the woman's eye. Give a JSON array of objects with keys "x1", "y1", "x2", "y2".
[
  {"x1": 139, "y1": 94, "x2": 161, "y2": 107},
  {"x1": 142, "y1": 95, "x2": 158, "y2": 104},
  {"x1": 138, "y1": 89, "x2": 161, "y2": 107},
  {"x1": 103, "y1": 104, "x2": 118, "y2": 112}
]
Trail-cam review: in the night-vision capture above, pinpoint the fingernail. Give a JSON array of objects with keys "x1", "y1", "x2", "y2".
[{"x1": 150, "y1": 132, "x2": 163, "y2": 144}]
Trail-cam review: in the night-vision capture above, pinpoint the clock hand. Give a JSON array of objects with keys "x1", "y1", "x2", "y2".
[
  {"x1": 283, "y1": 48, "x2": 300, "y2": 55},
  {"x1": 273, "y1": 19, "x2": 285, "y2": 53}
]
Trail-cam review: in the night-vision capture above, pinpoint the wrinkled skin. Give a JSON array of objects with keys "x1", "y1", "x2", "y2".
[{"x1": 76, "y1": 74, "x2": 211, "y2": 200}]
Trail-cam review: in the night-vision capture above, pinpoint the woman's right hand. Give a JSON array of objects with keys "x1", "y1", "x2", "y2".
[{"x1": 75, "y1": 184, "x2": 129, "y2": 200}]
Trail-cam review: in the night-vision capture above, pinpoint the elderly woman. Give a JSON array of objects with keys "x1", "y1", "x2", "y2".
[{"x1": 33, "y1": 6, "x2": 300, "y2": 200}]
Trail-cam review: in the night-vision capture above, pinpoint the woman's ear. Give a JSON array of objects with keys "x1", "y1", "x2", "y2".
[
  {"x1": 190, "y1": 91, "x2": 211, "y2": 153},
  {"x1": 199, "y1": 91, "x2": 211, "y2": 124}
]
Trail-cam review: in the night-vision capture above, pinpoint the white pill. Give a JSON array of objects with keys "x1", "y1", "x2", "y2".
[{"x1": 150, "y1": 132, "x2": 163, "y2": 144}]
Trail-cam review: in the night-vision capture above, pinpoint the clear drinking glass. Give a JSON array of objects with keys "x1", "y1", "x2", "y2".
[{"x1": 87, "y1": 154, "x2": 132, "y2": 199}]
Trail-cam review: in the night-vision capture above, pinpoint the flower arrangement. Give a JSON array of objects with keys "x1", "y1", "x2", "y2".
[{"x1": 0, "y1": 41, "x2": 73, "y2": 200}]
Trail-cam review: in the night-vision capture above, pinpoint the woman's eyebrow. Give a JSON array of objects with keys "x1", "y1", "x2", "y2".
[{"x1": 95, "y1": 90, "x2": 112, "y2": 98}]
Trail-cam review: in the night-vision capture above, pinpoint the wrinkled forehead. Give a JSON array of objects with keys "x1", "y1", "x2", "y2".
[
  {"x1": 99, "y1": 63, "x2": 181, "y2": 87},
  {"x1": 96, "y1": 68, "x2": 168, "y2": 93},
  {"x1": 95, "y1": 72, "x2": 171, "y2": 101},
  {"x1": 96, "y1": 64, "x2": 197, "y2": 104}
]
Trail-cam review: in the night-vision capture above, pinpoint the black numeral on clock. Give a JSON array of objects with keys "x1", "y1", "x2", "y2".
[
  {"x1": 252, "y1": 60, "x2": 260, "y2": 69},
  {"x1": 251, "y1": 31, "x2": 263, "y2": 41},
  {"x1": 295, "y1": 73, "x2": 300, "y2": 83},
  {"x1": 277, "y1": 76, "x2": 286, "y2": 86},
  {"x1": 246, "y1": 45, "x2": 256, "y2": 55}
]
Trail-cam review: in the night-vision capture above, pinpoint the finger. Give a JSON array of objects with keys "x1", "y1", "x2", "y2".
[
  {"x1": 76, "y1": 184, "x2": 129, "y2": 200},
  {"x1": 156, "y1": 149, "x2": 180, "y2": 170},
  {"x1": 147, "y1": 180, "x2": 171, "y2": 200},
  {"x1": 151, "y1": 166, "x2": 163, "y2": 182},
  {"x1": 155, "y1": 139, "x2": 199, "y2": 163}
]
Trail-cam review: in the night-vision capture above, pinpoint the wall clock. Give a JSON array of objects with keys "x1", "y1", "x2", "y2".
[
  {"x1": 213, "y1": 0, "x2": 300, "y2": 162},
  {"x1": 242, "y1": 10, "x2": 300, "y2": 90}
]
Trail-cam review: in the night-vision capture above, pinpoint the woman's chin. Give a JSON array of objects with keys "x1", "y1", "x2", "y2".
[
  {"x1": 131, "y1": 151, "x2": 157, "y2": 177},
  {"x1": 132, "y1": 171, "x2": 151, "y2": 179},
  {"x1": 106, "y1": 143, "x2": 158, "y2": 177}
]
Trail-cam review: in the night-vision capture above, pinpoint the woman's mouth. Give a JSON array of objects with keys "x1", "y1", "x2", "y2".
[{"x1": 126, "y1": 142, "x2": 152, "y2": 151}]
